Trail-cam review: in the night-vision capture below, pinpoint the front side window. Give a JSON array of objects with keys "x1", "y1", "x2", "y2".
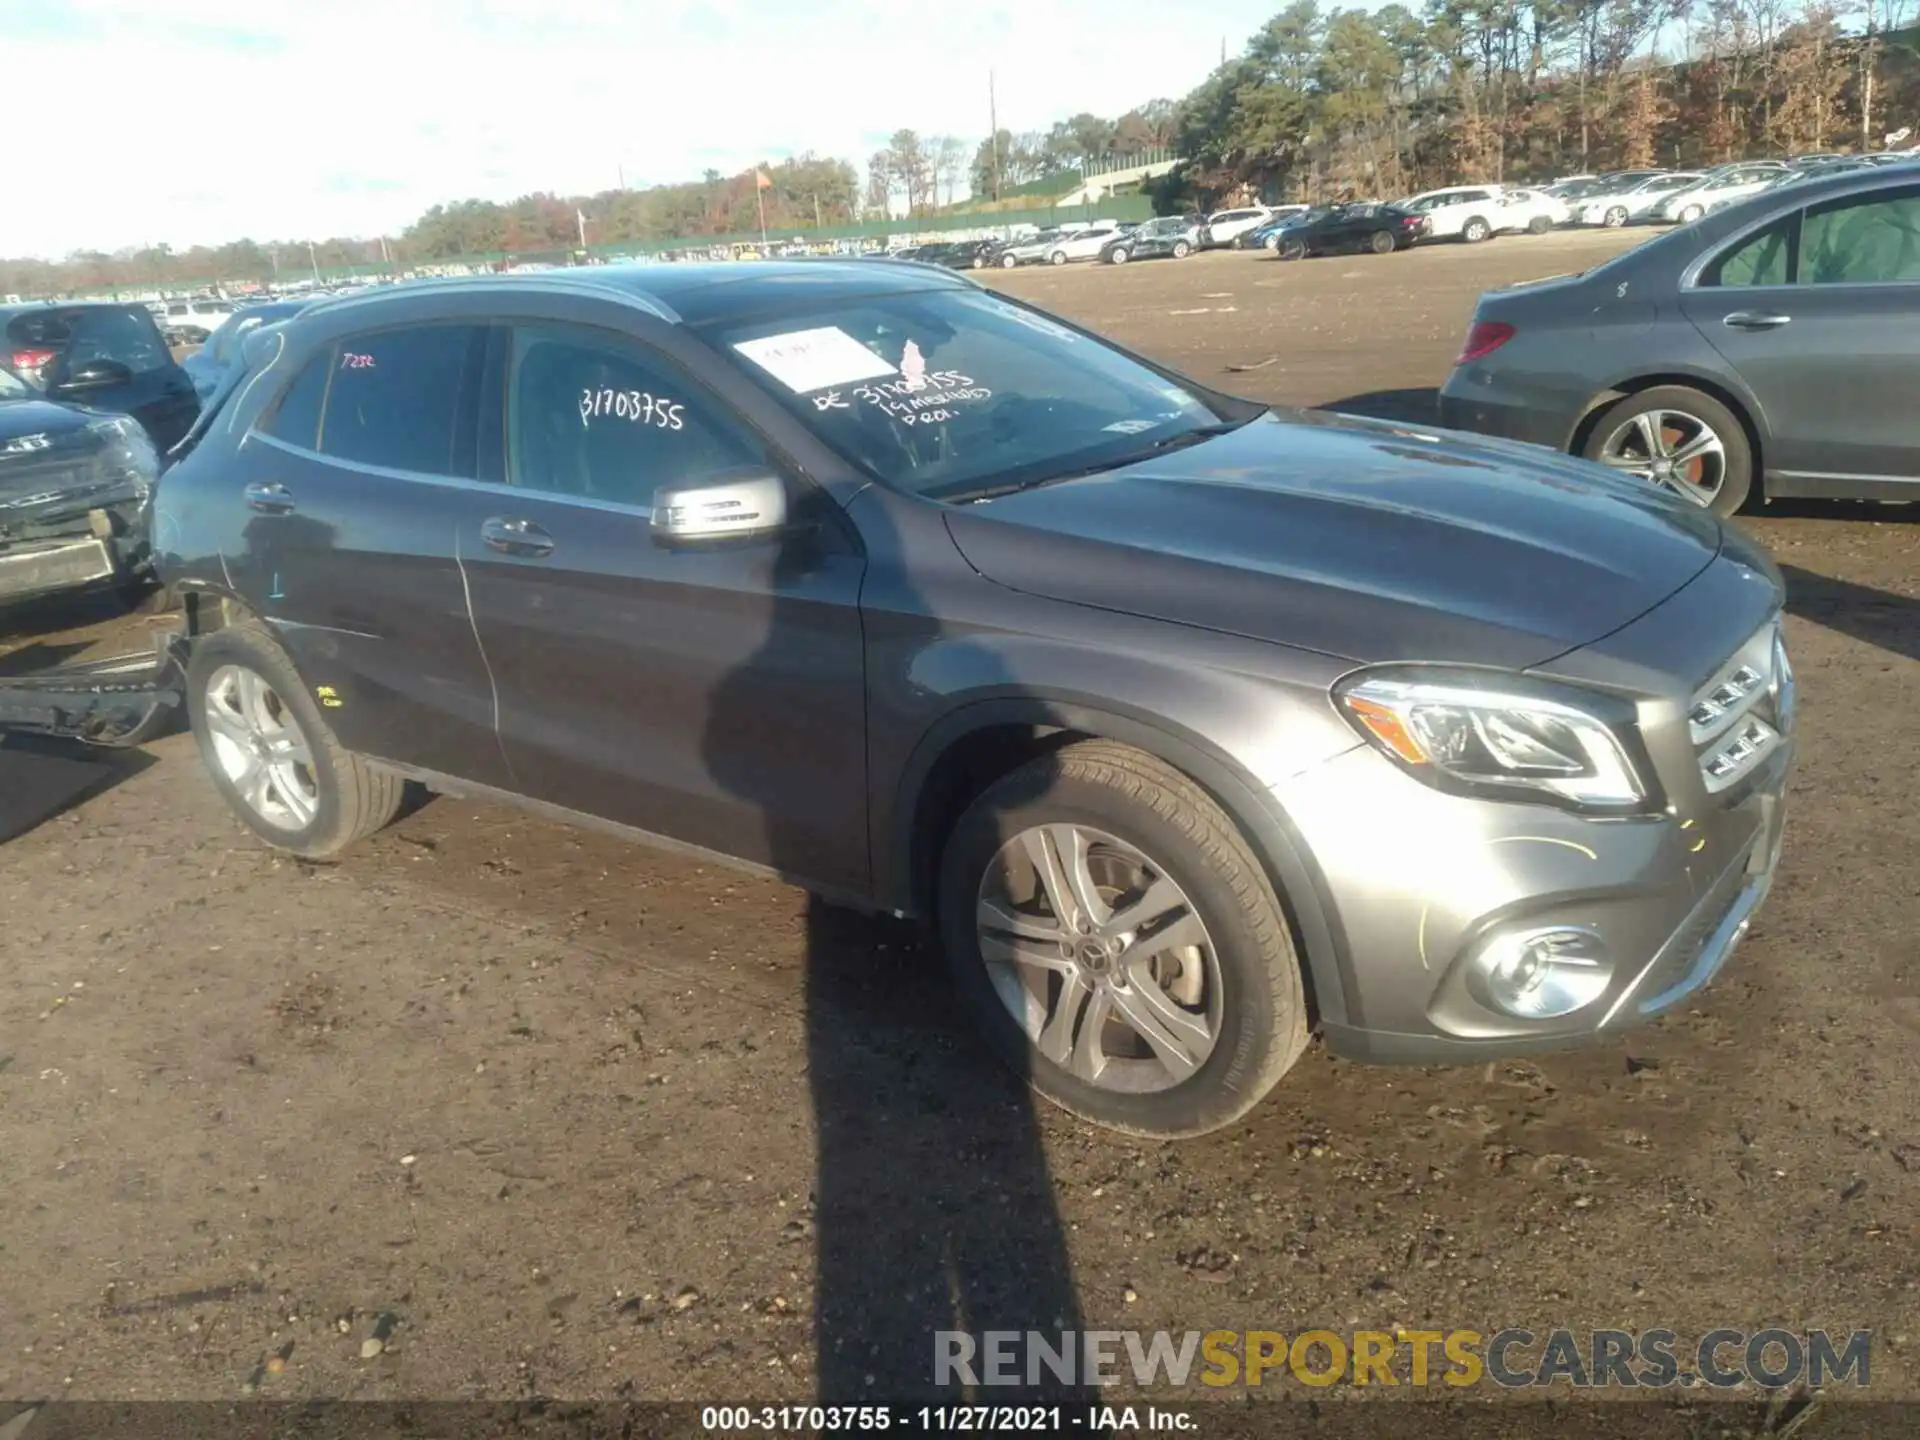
[
  {"x1": 506, "y1": 324, "x2": 764, "y2": 508},
  {"x1": 1701, "y1": 215, "x2": 1798, "y2": 288},
  {"x1": 1800, "y1": 186, "x2": 1920, "y2": 284},
  {"x1": 65, "y1": 308, "x2": 171, "y2": 374},
  {"x1": 714, "y1": 287, "x2": 1227, "y2": 503},
  {"x1": 319, "y1": 324, "x2": 482, "y2": 476}
]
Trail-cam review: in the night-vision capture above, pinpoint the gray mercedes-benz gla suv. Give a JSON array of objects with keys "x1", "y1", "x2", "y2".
[{"x1": 151, "y1": 261, "x2": 1794, "y2": 1136}]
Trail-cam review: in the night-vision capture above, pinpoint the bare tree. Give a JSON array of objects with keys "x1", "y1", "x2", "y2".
[{"x1": 929, "y1": 135, "x2": 969, "y2": 207}]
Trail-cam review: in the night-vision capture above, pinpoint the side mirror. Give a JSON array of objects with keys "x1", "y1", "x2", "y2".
[
  {"x1": 650, "y1": 470, "x2": 789, "y2": 545},
  {"x1": 59, "y1": 358, "x2": 134, "y2": 391}
]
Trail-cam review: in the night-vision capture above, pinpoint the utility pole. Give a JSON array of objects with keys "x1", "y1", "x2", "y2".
[
  {"x1": 577, "y1": 208, "x2": 588, "y2": 248},
  {"x1": 989, "y1": 69, "x2": 1001, "y2": 203},
  {"x1": 306, "y1": 238, "x2": 320, "y2": 283}
]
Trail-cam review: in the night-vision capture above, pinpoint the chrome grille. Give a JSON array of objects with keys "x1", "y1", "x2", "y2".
[{"x1": 1690, "y1": 618, "x2": 1790, "y2": 794}]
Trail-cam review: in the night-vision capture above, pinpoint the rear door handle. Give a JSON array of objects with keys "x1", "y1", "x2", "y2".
[
  {"x1": 244, "y1": 481, "x2": 295, "y2": 514},
  {"x1": 1723, "y1": 311, "x2": 1792, "y2": 331},
  {"x1": 481, "y1": 515, "x2": 555, "y2": 558}
]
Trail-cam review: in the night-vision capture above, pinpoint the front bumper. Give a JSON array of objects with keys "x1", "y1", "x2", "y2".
[
  {"x1": 1315, "y1": 761, "x2": 1788, "y2": 1063},
  {"x1": 0, "y1": 500, "x2": 150, "y2": 605},
  {"x1": 1278, "y1": 589, "x2": 1794, "y2": 1066}
]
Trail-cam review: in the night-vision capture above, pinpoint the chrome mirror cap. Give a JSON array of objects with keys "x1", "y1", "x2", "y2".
[{"x1": 650, "y1": 471, "x2": 788, "y2": 543}]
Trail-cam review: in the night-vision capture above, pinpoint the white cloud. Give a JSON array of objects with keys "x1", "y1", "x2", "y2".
[{"x1": 5, "y1": 0, "x2": 1282, "y2": 258}]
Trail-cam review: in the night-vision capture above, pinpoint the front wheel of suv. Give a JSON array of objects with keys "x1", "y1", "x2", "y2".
[
  {"x1": 186, "y1": 620, "x2": 405, "y2": 859},
  {"x1": 937, "y1": 741, "x2": 1310, "y2": 1138}
]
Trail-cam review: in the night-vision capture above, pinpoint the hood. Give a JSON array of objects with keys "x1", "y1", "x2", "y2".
[
  {"x1": 0, "y1": 400, "x2": 133, "y2": 532},
  {"x1": 941, "y1": 410, "x2": 1724, "y2": 670},
  {"x1": 0, "y1": 397, "x2": 95, "y2": 450}
]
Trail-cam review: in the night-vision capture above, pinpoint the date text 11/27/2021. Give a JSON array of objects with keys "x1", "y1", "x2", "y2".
[{"x1": 699, "y1": 1405, "x2": 1195, "y2": 1432}]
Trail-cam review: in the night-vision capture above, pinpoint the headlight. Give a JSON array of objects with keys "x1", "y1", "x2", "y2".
[
  {"x1": 86, "y1": 416, "x2": 160, "y2": 493},
  {"x1": 1335, "y1": 669, "x2": 1652, "y2": 812}
]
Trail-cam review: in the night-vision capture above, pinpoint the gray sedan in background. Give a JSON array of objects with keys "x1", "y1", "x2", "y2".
[{"x1": 1441, "y1": 163, "x2": 1920, "y2": 516}]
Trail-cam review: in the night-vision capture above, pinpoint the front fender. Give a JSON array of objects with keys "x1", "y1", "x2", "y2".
[{"x1": 871, "y1": 628, "x2": 1363, "y2": 1029}]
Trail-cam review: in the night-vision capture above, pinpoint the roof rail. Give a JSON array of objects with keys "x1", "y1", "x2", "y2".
[{"x1": 303, "y1": 270, "x2": 682, "y2": 323}]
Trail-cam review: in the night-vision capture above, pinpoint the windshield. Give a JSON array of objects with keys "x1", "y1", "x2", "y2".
[
  {"x1": 712, "y1": 288, "x2": 1233, "y2": 502},
  {"x1": 0, "y1": 365, "x2": 30, "y2": 400}
]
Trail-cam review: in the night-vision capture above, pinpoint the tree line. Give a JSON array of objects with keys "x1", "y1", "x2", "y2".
[{"x1": 4, "y1": 0, "x2": 1916, "y2": 295}]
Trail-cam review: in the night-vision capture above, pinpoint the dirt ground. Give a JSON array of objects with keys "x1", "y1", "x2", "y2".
[{"x1": 2, "y1": 230, "x2": 1918, "y2": 1417}]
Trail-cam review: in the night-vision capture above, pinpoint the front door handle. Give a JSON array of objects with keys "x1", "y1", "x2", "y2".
[
  {"x1": 481, "y1": 515, "x2": 555, "y2": 558},
  {"x1": 1723, "y1": 311, "x2": 1792, "y2": 331},
  {"x1": 244, "y1": 481, "x2": 295, "y2": 514}
]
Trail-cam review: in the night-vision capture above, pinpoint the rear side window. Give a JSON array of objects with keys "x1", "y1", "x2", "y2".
[
  {"x1": 1701, "y1": 216, "x2": 1797, "y2": 288},
  {"x1": 319, "y1": 324, "x2": 483, "y2": 476},
  {"x1": 65, "y1": 308, "x2": 171, "y2": 375},
  {"x1": 1800, "y1": 186, "x2": 1920, "y2": 284}
]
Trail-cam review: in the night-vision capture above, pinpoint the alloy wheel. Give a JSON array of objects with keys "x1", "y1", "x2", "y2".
[
  {"x1": 1597, "y1": 408, "x2": 1728, "y2": 508},
  {"x1": 975, "y1": 824, "x2": 1222, "y2": 1093},
  {"x1": 202, "y1": 664, "x2": 320, "y2": 831}
]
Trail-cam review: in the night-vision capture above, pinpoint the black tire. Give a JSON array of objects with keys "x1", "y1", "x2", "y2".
[
  {"x1": 1278, "y1": 238, "x2": 1308, "y2": 261},
  {"x1": 1579, "y1": 384, "x2": 1755, "y2": 518},
  {"x1": 1171, "y1": 240, "x2": 1191, "y2": 258},
  {"x1": 185, "y1": 619, "x2": 404, "y2": 859},
  {"x1": 1461, "y1": 216, "x2": 1491, "y2": 243},
  {"x1": 936, "y1": 740, "x2": 1310, "y2": 1138},
  {"x1": 1526, "y1": 214, "x2": 1552, "y2": 234},
  {"x1": 1000, "y1": 253, "x2": 1018, "y2": 269},
  {"x1": 1603, "y1": 206, "x2": 1629, "y2": 228},
  {"x1": 1108, "y1": 247, "x2": 1130, "y2": 265},
  {"x1": 1048, "y1": 250, "x2": 1068, "y2": 266},
  {"x1": 1369, "y1": 229, "x2": 1396, "y2": 255}
]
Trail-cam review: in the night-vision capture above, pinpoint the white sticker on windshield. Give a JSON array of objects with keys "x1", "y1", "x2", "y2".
[
  {"x1": 733, "y1": 326, "x2": 897, "y2": 394},
  {"x1": 1103, "y1": 419, "x2": 1158, "y2": 435}
]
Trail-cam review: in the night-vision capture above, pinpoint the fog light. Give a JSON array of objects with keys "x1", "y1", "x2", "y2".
[{"x1": 1474, "y1": 927, "x2": 1611, "y2": 1018}]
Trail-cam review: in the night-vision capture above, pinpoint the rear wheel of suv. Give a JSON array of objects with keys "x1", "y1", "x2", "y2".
[
  {"x1": 937, "y1": 741, "x2": 1310, "y2": 1138},
  {"x1": 1526, "y1": 215, "x2": 1553, "y2": 235},
  {"x1": 1581, "y1": 385, "x2": 1754, "y2": 517},
  {"x1": 186, "y1": 620, "x2": 404, "y2": 859},
  {"x1": 1461, "y1": 216, "x2": 1491, "y2": 243}
]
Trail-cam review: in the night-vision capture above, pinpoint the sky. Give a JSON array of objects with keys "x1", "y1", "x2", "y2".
[{"x1": 7, "y1": 0, "x2": 1289, "y2": 259}]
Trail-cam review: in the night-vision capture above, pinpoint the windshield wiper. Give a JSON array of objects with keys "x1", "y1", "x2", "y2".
[{"x1": 941, "y1": 418, "x2": 1256, "y2": 505}]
